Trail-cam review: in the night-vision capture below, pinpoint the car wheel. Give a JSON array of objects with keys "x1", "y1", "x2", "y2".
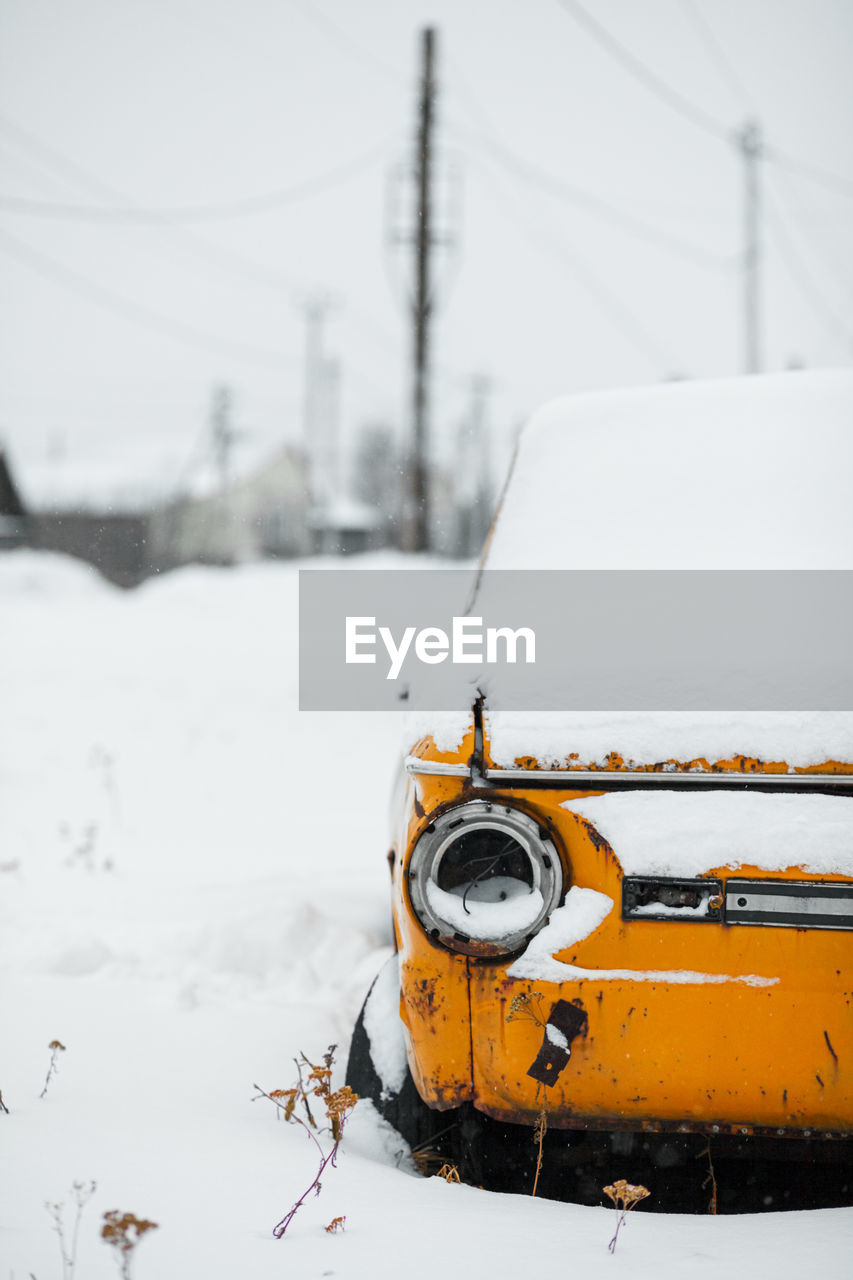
[{"x1": 345, "y1": 953, "x2": 453, "y2": 1154}]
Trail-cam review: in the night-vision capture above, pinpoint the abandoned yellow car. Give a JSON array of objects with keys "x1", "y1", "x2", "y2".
[{"x1": 347, "y1": 370, "x2": 853, "y2": 1210}]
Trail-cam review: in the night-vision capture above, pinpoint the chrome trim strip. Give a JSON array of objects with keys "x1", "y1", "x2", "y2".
[
  {"x1": 725, "y1": 878, "x2": 853, "y2": 930},
  {"x1": 404, "y1": 755, "x2": 470, "y2": 777},
  {"x1": 484, "y1": 768, "x2": 853, "y2": 787}
]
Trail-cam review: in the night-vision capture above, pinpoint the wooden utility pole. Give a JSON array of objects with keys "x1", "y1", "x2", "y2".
[
  {"x1": 301, "y1": 293, "x2": 335, "y2": 506},
  {"x1": 453, "y1": 373, "x2": 494, "y2": 557},
  {"x1": 408, "y1": 27, "x2": 437, "y2": 552},
  {"x1": 738, "y1": 119, "x2": 762, "y2": 374},
  {"x1": 211, "y1": 384, "x2": 234, "y2": 490}
]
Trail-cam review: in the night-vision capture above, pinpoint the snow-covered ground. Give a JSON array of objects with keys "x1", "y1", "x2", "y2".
[{"x1": 2, "y1": 550, "x2": 851, "y2": 1279}]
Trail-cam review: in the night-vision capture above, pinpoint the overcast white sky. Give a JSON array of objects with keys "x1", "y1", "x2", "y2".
[{"x1": 0, "y1": 0, "x2": 851, "y2": 507}]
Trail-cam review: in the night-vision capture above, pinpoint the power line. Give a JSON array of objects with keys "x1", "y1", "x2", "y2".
[
  {"x1": 457, "y1": 125, "x2": 735, "y2": 272},
  {"x1": 681, "y1": 0, "x2": 756, "y2": 114},
  {"x1": 679, "y1": 4, "x2": 853, "y2": 204},
  {"x1": 0, "y1": 144, "x2": 390, "y2": 222},
  {"x1": 763, "y1": 194, "x2": 853, "y2": 356},
  {"x1": 442, "y1": 49, "x2": 734, "y2": 273},
  {"x1": 0, "y1": 113, "x2": 404, "y2": 363},
  {"x1": 0, "y1": 137, "x2": 79, "y2": 197},
  {"x1": 0, "y1": 114, "x2": 332, "y2": 292},
  {"x1": 764, "y1": 148, "x2": 853, "y2": 201},
  {"x1": 678, "y1": 4, "x2": 852, "y2": 360},
  {"x1": 1, "y1": 224, "x2": 399, "y2": 408},
  {"x1": 766, "y1": 168, "x2": 853, "y2": 309},
  {"x1": 0, "y1": 225, "x2": 297, "y2": 372},
  {"x1": 286, "y1": 0, "x2": 407, "y2": 88},
  {"x1": 0, "y1": 114, "x2": 121, "y2": 203},
  {"x1": 555, "y1": 0, "x2": 853, "y2": 199},
  {"x1": 474, "y1": 159, "x2": 680, "y2": 372},
  {"x1": 554, "y1": 0, "x2": 730, "y2": 141}
]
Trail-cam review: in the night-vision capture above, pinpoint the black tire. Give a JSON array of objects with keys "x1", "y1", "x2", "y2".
[
  {"x1": 344, "y1": 960, "x2": 550, "y2": 1185},
  {"x1": 345, "y1": 959, "x2": 453, "y2": 1153}
]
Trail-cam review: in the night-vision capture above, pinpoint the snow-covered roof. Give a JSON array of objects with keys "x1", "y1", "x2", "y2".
[
  {"x1": 15, "y1": 456, "x2": 161, "y2": 513},
  {"x1": 13, "y1": 440, "x2": 306, "y2": 513},
  {"x1": 180, "y1": 442, "x2": 306, "y2": 503},
  {"x1": 484, "y1": 369, "x2": 853, "y2": 570},
  {"x1": 308, "y1": 497, "x2": 381, "y2": 531}
]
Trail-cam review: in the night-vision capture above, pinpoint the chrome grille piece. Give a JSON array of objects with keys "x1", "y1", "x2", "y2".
[{"x1": 725, "y1": 879, "x2": 853, "y2": 930}]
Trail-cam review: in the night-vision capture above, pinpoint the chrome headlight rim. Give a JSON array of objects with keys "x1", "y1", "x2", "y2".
[{"x1": 407, "y1": 799, "x2": 563, "y2": 958}]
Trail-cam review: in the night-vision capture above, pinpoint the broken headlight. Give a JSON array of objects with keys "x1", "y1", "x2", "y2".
[{"x1": 407, "y1": 800, "x2": 563, "y2": 958}]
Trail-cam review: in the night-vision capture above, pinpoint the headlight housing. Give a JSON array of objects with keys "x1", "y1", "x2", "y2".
[{"x1": 407, "y1": 800, "x2": 563, "y2": 958}]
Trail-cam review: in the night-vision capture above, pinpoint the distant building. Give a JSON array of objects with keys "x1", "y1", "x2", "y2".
[
  {"x1": 308, "y1": 497, "x2": 384, "y2": 556},
  {"x1": 11, "y1": 446, "x2": 163, "y2": 587},
  {"x1": 9, "y1": 441, "x2": 313, "y2": 587},
  {"x1": 33, "y1": 511, "x2": 150, "y2": 588},
  {"x1": 148, "y1": 444, "x2": 311, "y2": 570}
]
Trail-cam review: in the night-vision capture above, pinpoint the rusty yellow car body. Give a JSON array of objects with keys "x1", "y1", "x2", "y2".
[
  {"x1": 345, "y1": 372, "x2": 853, "y2": 1206},
  {"x1": 393, "y1": 721, "x2": 853, "y2": 1141}
]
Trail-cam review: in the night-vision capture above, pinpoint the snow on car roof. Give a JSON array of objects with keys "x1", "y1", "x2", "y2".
[
  {"x1": 475, "y1": 371, "x2": 853, "y2": 768},
  {"x1": 484, "y1": 369, "x2": 853, "y2": 571},
  {"x1": 484, "y1": 709, "x2": 853, "y2": 772}
]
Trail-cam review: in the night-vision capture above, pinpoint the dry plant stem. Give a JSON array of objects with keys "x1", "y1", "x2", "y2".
[
  {"x1": 70, "y1": 1183, "x2": 94, "y2": 1278},
  {"x1": 293, "y1": 1056, "x2": 316, "y2": 1128},
  {"x1": 507, "y1": 998, "x2": 552, "y2": 1198},
  {"x1": 47, "y1": 1181, "x2": 96, "y2": 1280},
  {"x1": 274, "y1": 1120, "x2": 337, "y2": 1239},
  {"x1": 40, "y1": 1041, "x2": 66, "y2": 1099},
  {"x1": 698, "y1": 1141, "x2": 718, "y2": 1214},
  {"x1": 607, "y1": 1210, "x2": 628, "y2": 1254},
  {"x1": 532, "y1": 1095, "x2": 547, "y2": 1199},
  {"x1": 409, "y1": 1120, "x2": 461, "y2": 1175},
  {"x1": 253, "y1": 1047, "x2": 358, "y2": 1240},
  {"x1": 603, "y1": 1180, "x2": 650, "y2": 1254},
  {"x1": 409, "y1": 1120, "x2": 457, "y2": 1160}
]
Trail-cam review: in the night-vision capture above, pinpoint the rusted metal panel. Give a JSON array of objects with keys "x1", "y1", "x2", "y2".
[
  {"x1": 392, "y1": 731, "x2": 853, "y2": 1137},
  {"x1": 469, "y1": 963, "x2": 853, "y2": 1134},
  {"x1": 526, "y1": 999, "x2": 588, "y2": 1087}
]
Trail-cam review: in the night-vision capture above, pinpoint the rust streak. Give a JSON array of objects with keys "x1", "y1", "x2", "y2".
[{"x1": 409, "y1": 977, "x2": 439, "y2": 1017}]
